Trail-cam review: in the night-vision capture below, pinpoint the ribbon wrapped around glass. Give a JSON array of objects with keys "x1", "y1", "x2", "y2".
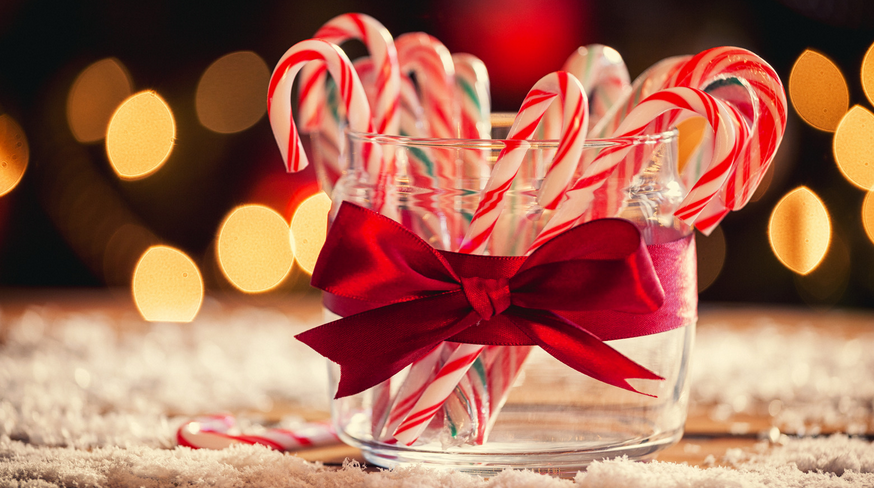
[{"x1": 266, "y1": 13, "x2": 786, "y2": 477}]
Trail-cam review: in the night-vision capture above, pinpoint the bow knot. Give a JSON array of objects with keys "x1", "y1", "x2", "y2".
[
  {"x1": 299, "y1": 202, "x2": 697, "y2": 399},
  {"x1": 462, "y1": 276, "x2": 511, "y2": 321}
]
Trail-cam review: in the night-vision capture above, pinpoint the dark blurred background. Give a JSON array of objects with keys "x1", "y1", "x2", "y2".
[{"x1": 1, "y1": 0, "x2": 874, "y2": 308}]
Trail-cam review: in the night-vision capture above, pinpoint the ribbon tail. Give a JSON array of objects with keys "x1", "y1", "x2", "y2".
[
  {"x1": 508, "y1": 310, "x2": 664, "y2": 397},
  {"x1": 296, "y1": 292, "x2": 479, "y2": 398}
]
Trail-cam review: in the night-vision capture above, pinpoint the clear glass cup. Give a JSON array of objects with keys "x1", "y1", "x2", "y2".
[{"x1": 319, "y1": 114, "x2": 695, "y2": 477}]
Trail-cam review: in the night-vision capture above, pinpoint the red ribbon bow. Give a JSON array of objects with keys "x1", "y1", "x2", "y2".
[{"x1": 298, "y1": 202, "x2": 697, "y2": 399}]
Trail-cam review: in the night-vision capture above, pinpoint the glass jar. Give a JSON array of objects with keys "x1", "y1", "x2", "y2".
[{"x1": 319, "y1": 115, "x2": 695, "y2": 477}]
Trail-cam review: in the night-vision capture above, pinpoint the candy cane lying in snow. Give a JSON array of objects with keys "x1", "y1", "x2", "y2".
[
  {"x1": 177, "y1": 414, "x2": 339, "y2": 451},
  {"x1": 391, "y1": 72, "x2": 590, "y2": 447}
]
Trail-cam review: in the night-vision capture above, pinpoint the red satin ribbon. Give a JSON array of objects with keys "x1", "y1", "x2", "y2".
[{"x1": 297, "y1": 202, "x2": 697, "y2": 399}]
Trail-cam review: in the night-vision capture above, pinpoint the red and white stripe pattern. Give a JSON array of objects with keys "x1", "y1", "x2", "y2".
[
  {"x1": 177, "y1": 415, "x2": 339, "y2": 452},
  {"x1": 530, "y1": 87, "x2": 744, "y2": 250},
  {"x1": 396, "y1": 32, "x2": 457, "y2": 139},
  {"x1": 460, "y1": 71, "x2": 589, "y2": 254},
  {"x1": 562, "y1": 44, "x2": 631, "y2": 130},
  {"x1": 375, "y1": 343, "x2": 450, "y2": 442},
  {"x1": 452, "y1": 53, "x2": 491, "y2": 139},
  {"x1": 296, "y1": 13, "x2": 400, "y2": 136},
  {"x1": 482, "y1": 344, "x2": 529, "y2": 441},
  {"x1": 590, "y1": 55, "x2": 691, "y2": 139},
  {"x1": 668, "y1": 46, "x2": 787, "y2": 214},
  {"x1": 392, "y1": 343, "x2": 484, "y2": 445},
  {"x1": 267, "y1": 38, "x2": 374, "y2": 173},
  {"x1": 390, "y1": 72, "x2": 590, "y2": 446}
]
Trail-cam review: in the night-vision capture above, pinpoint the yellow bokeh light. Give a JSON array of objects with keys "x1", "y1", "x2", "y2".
[
  {"x1": 788, "y1": 50, "x2": 849, "y2": 132},
  {"x1": 106, "y1": 91, "x2": 175, "y2": 180},
  {"x1": 861, "y1": 42, "x2": 874, "y2": 107},
  {"x1": 217, "y1": 204, "x2": 294, "y2": 293},
  {"x1": 290, "y1": 192, "x2": 332, "y2": 275},
  {"x1": 768, "y1": 187, "x2": 831, "y2": 275},
  {"x1": 794, "y1": 233, "x2": 850, "y2": 305},
  {"x1": 0, "y1": 114, "x2": 28, "y2": 197},
  {"x1": 676, "y1": 116, "x2": 707, "y2": 176},
  {"x1": 862, "y1": 191, "x2": 874, "y2": 245},
  {"x1": 196, "y1": 51, "x2": 269, "y2": 134},
  {"x1": 66, "y1": 58, "x2": 133, "y2": 143},
  {"x1": 833, "y1": 105, "x2": 874, "y2": 190},
  {"x1": 132, "y1": 245, "x2": 203, "y2": 322}
]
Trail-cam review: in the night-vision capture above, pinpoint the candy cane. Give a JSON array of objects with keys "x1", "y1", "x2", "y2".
[
  {"x1": 177, "y1": 415, "x2": 339, "y2": 451},
  {"x1": 562, "y1": 44, "x2": 631, "y2": 130},
  {"x1": 591, "y1": 55, "x2": 691, "y2": 139},
  {"x1": 268, "y1": 38, "x2": 374, "y2": 174},
  {"x1": 395, "y1": 32, "x2": 463, "y2": 243},
  {"x1": 391, "y1": 72, "x2": 590, "y2": 446},
  {"x1": 297, "y1": 13, "x2": 400, "y2": 136},
  {"x1": 392, "y1": 343, "x2": 484, "y2": 445},
  {"x1": 452, "y1": 52, "x2": 492, "y2": 250},
  {"x1": 668, "y1": 46, "x2": 787, "y2": 214},
  {"x1": 460, "y1": 71, "x2": 589, "y2": 254},
  {"x1": 452, "y1": 53, "x2": 492, "y2": 139},
  {"x1": 396, "y1": 32, "x2": 457, "y2": 138},
  {"x1": 590, "y1": 47, "x2": 786, "y2": 233},
  {"x1": 530, "y1": 86, "x2": 744, "y2": 250},
  {"x1": 374, "y1": 343, "x2": 452, "y2": 442}
]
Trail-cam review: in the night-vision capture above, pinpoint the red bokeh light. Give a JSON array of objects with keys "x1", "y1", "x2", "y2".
[{"x1": 437, "y1": 0, "x2": 595, "y2": 110}]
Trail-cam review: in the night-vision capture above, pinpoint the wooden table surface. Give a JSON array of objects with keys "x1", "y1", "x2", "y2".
[{"x1": 1, "y1": 288, "x2": 872, "y2": 471}]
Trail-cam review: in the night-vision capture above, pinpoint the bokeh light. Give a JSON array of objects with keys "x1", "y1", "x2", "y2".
[
  {"x1": 132, "y1": 245, "x2": 203, "y2": 322},
  {"x1": 794, "y1": 232, "x2": 850, "y2": 306},
  {"x1": 106, "y1": 91, "x2": 176, "y2": 180},
  {"x1": 676, "y1": 117, "x2": 707, "y2": 176},
  {"x1": 862, "y1": 191, "x2": 874, "y2": 245},
  {"x1": 195, "y1": 51, "x2": 270, "y2": 134},
  {"x1": 66, "y1": 58, "x2": 133, "y2": 143},
  {"x1": 0, "y1": 114, "x2": 28, "y2": 197},
  {"x1": 833, "y1": 105, "x2": 874, "y2": 190},
  {"x1": 860, "y1": 42, "x2": 874, "y2": 107},
  {"x1": 788, "y1": 49, "x2": 849, "y2": 132},
  {"x1": 290, "y1": 192, "x2": 331, "y2": 275},
  {"x1": 217, "y1": 204, "x2": 294, "y2": 293},
  {"x1": 768, "y1": 187, "x2": 831, "y2": 275},
  {"x1": 696, "y1": 226, "x2": 726, "y2": 293}
]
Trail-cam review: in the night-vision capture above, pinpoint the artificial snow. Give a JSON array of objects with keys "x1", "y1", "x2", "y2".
[{"x1": 2, "y1": 300, "x2": 874, "y2": 486}]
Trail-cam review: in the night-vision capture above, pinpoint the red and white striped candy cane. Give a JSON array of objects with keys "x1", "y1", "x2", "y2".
[
  {"x1": 177, "y1": 415, "x2": 339, "y2": 451},
  {"x1": 530, "y1": 86, "x2": 744, "y2": 250},
  {"x1": 590, "y1": 55, "x2": 691, "y2": 139},
  {"x1": 392, "y1": 343, "x2": 484, "y2": 445},
  {"x1": 374, "y1": 343, "x2": 453, "y2": 442},
  {"x1": 296, "y1": 13, "x2": 400, "y2": 136},
  {"x1": 268, "y1": 38, "x2": 375, "y2": 174},
  {"x1": 460, "y1": 71, "x2": 589, "y2": 254},
  {"x1": 668, "y1": 46, "x2": 787, "y2": 214},
  {"x1": 391, "y1": 72, "x2": 590, "y2": 446},
  {"x1": 562, "y1": 44, "x2": 631, "y2": 130},
  {"x1": 396, "y1": 32, "x2": 456, "y2": 139},
  {"x1": 452, "y1": 52, "x2": 492, "y2": 235},
  {"x1": 396, "y1": 32, "x2": 463, "y2": 242},
  {"x1": 452, "y1": 53, "x2": 492, "y2": 140}
]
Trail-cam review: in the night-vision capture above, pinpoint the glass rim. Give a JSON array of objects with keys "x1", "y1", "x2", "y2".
[{"x1": 347, "y1": 112, "x2": 678, "y2": 150}]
